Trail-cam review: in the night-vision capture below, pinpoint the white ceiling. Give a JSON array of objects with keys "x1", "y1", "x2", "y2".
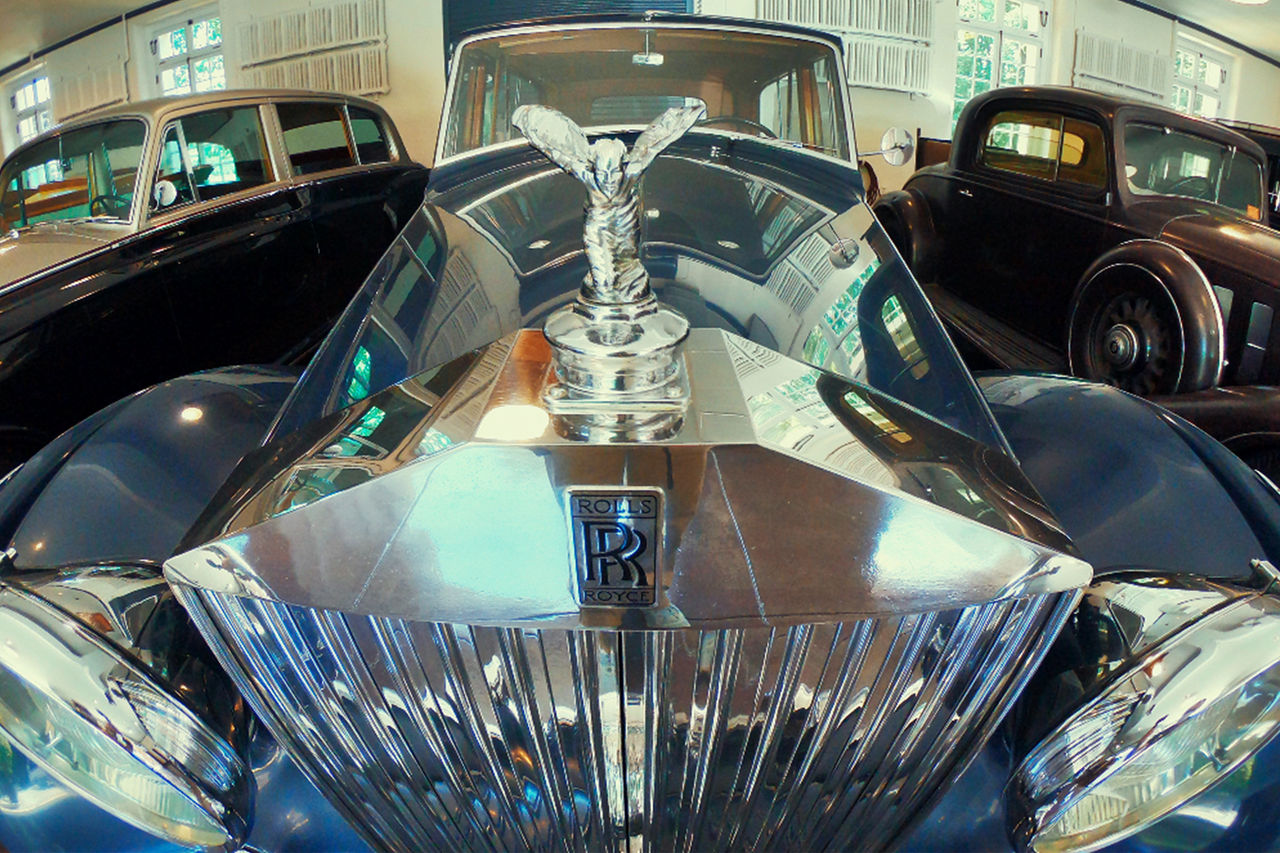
[
  {"x1": 0, "y1": 0, "x2": 137, "y2": 73},
  {"x1": 1139, "y1": 0, "x2": 1280, "y2": 64},
  {"x1": 0, "y1": 0, "x2": 1277, "y2": 74}
]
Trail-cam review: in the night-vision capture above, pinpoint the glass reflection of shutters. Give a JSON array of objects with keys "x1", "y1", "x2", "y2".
[{"x1": 445, "y1": 0, "x2": 691, "y2": 60}]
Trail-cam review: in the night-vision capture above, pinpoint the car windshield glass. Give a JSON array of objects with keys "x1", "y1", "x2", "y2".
[
  {"x1": 1124, "y1": 123, "x2": 1265, "y2": 219},
  {"x1": 0, "y1": 119, "x2": 147, "y2": 229},
  {"x1": 441, "y1": 26, "x2": 849, "y2": 161}
]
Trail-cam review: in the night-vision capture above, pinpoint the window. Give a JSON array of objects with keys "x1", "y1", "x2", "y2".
[
  {"x1": 954, "y1": 0, "x2": 1048, "y2": 129},
  {"x1": 1171, "y1": 38, "x2": 1230, "y2": 120},
  {"x1": 981, "y1": 110, "x2": 1108, "y2": 188},
  {"x1": 151, "y1": 107, "x2": 272, "y2": 211},
  {"x1": 758, "y1": 57, "x2": 844, "y2": 156},
  {"x1": 0, "y1": 120, "x2": 146, "y2": 229},
  {"x1": 347, "y1": 106, "x2": 392, "y2": 164},
  {"x1": 278, "y1": 103, "x2": 356, "y2": 175},
  {"x1": 152, "y1": 14, "x2": 225, "y2": 96},
  {"x1": 11, "y1": 75, "x2": 52, "y2": 144},
  {"x1": 1124, "y1": 123, "x2": 1264, "y2": 219}
]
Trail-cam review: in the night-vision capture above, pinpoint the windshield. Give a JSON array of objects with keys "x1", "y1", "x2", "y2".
[
  {"x1": 0, "y1": 119, "x2": 147, "y2": 229},
  {"x1": 441, "y1": 25, "x2": 850, "y2": 161},
  {"x1": 1123, "y1": 122, "x2": 1265, "y2": 219}
]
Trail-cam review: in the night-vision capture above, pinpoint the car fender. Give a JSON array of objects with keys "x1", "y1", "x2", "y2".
[
  {"x1": 978, "y1": 371, "x2": 1280, "y2": 582},
  {"x1": 872, "y1": 187, "x2": 938, "y2": 283},
  {"x1": 1067, "y1": 238, "x2": 1225, "y2": 392},
  {"x1": 0, "y1": 366, "x2": 298, "y2": 570}
]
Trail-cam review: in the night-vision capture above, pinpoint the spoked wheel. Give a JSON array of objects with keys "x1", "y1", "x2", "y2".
[
  {"x1": 1069, "y1": 271, "x2": 1187, "y2": 397},
  {"x1": 1088, "y1": 292, "x2": 1177, "y2": 396}
]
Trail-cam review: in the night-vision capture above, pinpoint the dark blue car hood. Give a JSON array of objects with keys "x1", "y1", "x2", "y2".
[{"x1": 271, "y1": 132, "x2": 1004, "y2": 450}]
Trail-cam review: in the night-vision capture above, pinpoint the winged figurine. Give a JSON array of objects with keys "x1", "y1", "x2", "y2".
[{"x1": 512, "y1": 103, "x2": 706, "y2": 305}]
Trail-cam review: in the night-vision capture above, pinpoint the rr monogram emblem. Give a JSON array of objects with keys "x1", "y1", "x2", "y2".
[{"x1": 569, "y1": 490, "x2": 661, "y2": 607}]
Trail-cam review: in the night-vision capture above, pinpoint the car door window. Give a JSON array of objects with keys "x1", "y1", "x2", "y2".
[
  {"x1": 347, "y1": 106, "x2": 391, "y2": 163},
  {"x1": 278, "y1": 103, "x2": 355, "y2": 175},
  {"x1": 151, "y1": 106, "x2": 272, "y2": 212},
  {"x1": 980, "y1": 109, "x2": 1108, "y2": 190}
]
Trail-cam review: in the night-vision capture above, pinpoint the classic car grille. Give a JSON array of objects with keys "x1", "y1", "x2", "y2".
[{"x1": 173, "y1": 586, "x2": 1076, "y2": 852}]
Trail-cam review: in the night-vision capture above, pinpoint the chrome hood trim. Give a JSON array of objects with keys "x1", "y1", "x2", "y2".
[{"x1": 167, "y1": 328, "x2": 1089, "y2": 627}]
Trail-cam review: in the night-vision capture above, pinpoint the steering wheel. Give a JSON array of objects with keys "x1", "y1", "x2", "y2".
[
  {"x1": 1162, "y1": 175, "x2": 1213, "y2": 199},
  {"x1": 89, "y1": 194, "x2": 130, "y2": 217},
  {"x1": 695, "y1": 115, "x2": 778, "y2": 138}
]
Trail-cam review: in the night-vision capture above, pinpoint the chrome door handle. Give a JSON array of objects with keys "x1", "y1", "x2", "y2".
[{"x1": 959, "y1": 188, "x2": 974, "y2": 198}]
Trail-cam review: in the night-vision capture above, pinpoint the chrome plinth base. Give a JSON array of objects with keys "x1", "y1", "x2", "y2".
[{"x1": 543, "y1": 294, "x2": 690, "y2": 440}]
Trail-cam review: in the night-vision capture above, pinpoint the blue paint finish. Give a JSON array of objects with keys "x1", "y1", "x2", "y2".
[
  {"x1": 977, "y1": 372, "x2": 1280, "y2": 582},
  {"x1": 0, "y1": 366, "x2": 298, "y2": 571}
]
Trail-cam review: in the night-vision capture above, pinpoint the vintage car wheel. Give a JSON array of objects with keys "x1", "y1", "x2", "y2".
[{"x1": 1068, "y1": 241, "x2": 1224, "y2": 396}]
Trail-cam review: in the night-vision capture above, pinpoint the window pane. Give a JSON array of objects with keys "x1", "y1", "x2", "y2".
[
  {"x1": 1174, "y1": 49, "x2": 1196, "y2": 80},
  {"x1": 157, "y1": 26, "x2": 188, "y2": 61},
  {"x1": 34, "y1": 77, "x2": 50, "y2": 104},
  {"x1": 192, "y1": 55, "x2": 226, "y2": 93},
  {"x1": 160, "y1": 64, "x2": 191, "y2": 96},
  {"x1": 192, "y1": 18, "x2": 222, "y2": 50},
  {"x1": 152, "y1": 107, "x2": 273, "y2": 211},
  {"x1": 16, "y1": 116, "x2": 37, "y2": 142},
  {"x1": 0, "y1": 119, "x2": 146, "y2": 228},
  {"x1": 980, "y1": 110, "x2": 1060, "y2": 180},
  {"x1": 1125, "y1": 122, "x2": 1263, "y2": 216},
  {"x1": 1058, "y1": 117, "x2": 1108, "y2": 188},
  {"x1": 348, "y1": 106, "x2": 391, "y2": 163},
  {"x1": 278, "y1": 102, "x2": 356, "y2": 174}
]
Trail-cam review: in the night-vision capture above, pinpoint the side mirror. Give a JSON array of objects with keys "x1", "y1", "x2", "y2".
[
  {"x1": 152, "y1": 179, "x2": 178, "y2": 209},
  {"x1": 867, "y1": 127, "x2": 915, "y2": 168}
]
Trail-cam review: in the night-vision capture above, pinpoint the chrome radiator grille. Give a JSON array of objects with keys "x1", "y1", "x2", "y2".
[{"x1": 173, "y1": 587, "x2": 1077, "y2": 852}]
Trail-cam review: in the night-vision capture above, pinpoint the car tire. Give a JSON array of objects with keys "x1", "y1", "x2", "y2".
[
  {"x1": 1067, "y1": 240, "x2": 1224, "y2": 396},
  {"x1": 872, "y1": 189, "x2": 937, "y2": 283}
]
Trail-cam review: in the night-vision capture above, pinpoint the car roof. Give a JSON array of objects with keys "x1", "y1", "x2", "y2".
[
  {"x1": 956, "y1": 85, "x2": 1265, "y2": 160},
  {"x1": 451, "y1": 12, "x2": 843, "y2": 55},
  {"x1": 4, "y1": 89, "x2": 385, "y2": 162}
]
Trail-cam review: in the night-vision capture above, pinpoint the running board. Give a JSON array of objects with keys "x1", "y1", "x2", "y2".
[{"x1": 924, "y1": 284, "x2": 1067, "y2": 374}]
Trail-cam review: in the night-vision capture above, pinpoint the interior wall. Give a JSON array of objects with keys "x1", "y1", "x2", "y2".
[
  {"x1": 0, "y1": 0, "x2": 448, "y2": 164},
  {"x1": 2, "y1": 0, "x2": 1279, "y2": 172}
]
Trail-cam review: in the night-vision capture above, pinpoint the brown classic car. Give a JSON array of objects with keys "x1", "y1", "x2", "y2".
[{"x1": 874, "y1": 86, "x2": 1280, "y2": 467}]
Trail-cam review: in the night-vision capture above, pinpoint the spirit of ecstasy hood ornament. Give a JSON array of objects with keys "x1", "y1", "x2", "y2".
[{"x1": 512, "y1": 104, "x2": 706, "y2": 439}]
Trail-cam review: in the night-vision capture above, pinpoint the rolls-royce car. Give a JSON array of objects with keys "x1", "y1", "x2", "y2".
[
  {"x1": 0, "y1": 90, "x2": 429, "y2": 469},
  {"x1": 2, "y1": 15, "x2": 1280, "y2": 853},
  {"x1": 874, "y1": 87, "x2": 1280, "y2": 470}
]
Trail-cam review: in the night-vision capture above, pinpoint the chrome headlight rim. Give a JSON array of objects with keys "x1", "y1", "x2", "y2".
[
  {"x1": 1009, "y1": 587, "x2": 1280, "y2": 853},
  {"x1": 0, "y1": 581, "x2": 254, "y2": 848}
]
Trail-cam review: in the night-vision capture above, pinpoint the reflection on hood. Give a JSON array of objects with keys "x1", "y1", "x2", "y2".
[{"x1": 0, "y1": 221, "x2": 113, "y2": 289}]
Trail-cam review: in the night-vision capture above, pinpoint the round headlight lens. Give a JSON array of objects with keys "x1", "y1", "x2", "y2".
[
  {"x1": 1012, "y1": 592, "x2": 1280, "y2": 852},
  {"x1": 0, "y1": 583, "x2": 252, "y2": 847}
]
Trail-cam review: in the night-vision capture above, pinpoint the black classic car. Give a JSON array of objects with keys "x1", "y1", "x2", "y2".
[
  {"x1": 0, "y1": 90, "x2": 428, "y2": 468},
  {"x1": 3, "y1": 16, "x2": 1280, "y2": 853},
  {"x1": 1222, "y1": 119, "x2": 1280, "y2": 228},
  {"x1": 874, "y1": 86, "x2": 1280, "y2": 465}
]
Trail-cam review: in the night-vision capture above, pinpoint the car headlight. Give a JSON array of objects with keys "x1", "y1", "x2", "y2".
[
  {"x1": 1010, "y1": 585, "x2": 1280, "y2": 852},
  {"x1": 0, "y1": 581, "x2": 253, "y2": 847}
]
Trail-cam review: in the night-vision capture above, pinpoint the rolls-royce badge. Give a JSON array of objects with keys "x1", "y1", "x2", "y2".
[{"x1": 569, "y1": 490, "x2": 661, "y2": 607}]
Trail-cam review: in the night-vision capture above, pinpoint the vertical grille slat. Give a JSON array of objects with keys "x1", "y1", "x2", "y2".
[{"x1": 171, "y1": 585, "x2": 1079, "y2": 852}]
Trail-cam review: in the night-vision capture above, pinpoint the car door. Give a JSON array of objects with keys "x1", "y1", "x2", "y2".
[
  {"x1": 956, "y1": 107, "x2": 1112, "y2": 346},
  {"x1": 146, "y1": 103, "x2": 322, "y2": 368},
  {"x1": 274, "y1": 101, "x2": 415, "y2": 345}
]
